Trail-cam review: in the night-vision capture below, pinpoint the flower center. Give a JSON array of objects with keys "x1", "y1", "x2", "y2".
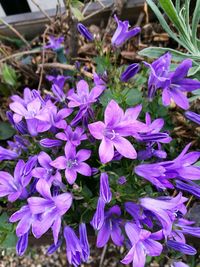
[
  {"x1": 67, "y1": 159, "x2": 78, "y2": 169},
  {"x1": 105, "y1": 129, "x2": 119, "y2": 140}
]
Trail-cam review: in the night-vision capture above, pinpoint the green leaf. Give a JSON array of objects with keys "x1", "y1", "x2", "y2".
[
  {"x1": 1, "y1": 64, "x2": 18, "y2": 87},
  {"x1": 0, "y1": 122, "x2": 15, "y2": 140},
  {"x1": 0, "y1": 232, "x2": 17, "y2": 248},
  {"x1": 159, "y1": 0, "x2": 187, "y2": 38},
  {"x1": 159, "y1": 0, "x2": 193, "y2": 48},
  {"x1": 70, "y1": 6, "x2": 84, "y2": 21},
  {"x1": 0, "y1": 213, "x2": 13, "y2": 232},
  {"x1": 192, "y1": 0, "x2": 200, "y2": 45},
  {"x1": 146, "y1": 0, "x2": 186, "y2": 49},
  {"x1": 138, "y1": 47, "x2": 200, "y2": 62},
  {"x1": 125, "y1": 88, "x2": 142, "y2": 106},
  {"x1": 71, "y1": 0, "x2": 84, "y2": 9}
]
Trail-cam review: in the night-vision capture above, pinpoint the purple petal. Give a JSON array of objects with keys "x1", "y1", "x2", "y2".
[{"x1": 99, "y1": 138, "x2": 114, "y2": 164}]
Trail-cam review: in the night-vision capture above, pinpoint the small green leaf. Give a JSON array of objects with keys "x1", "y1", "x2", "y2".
[
  {"x1": 125, "y1": 88, "x2": 142, "y2": 106},
  {"x1": 1, "y1": 64, "x2": 18, "y2": 87},
  {"x1": 70, "y1": 6, "x2": 84, "y2": 21},
  {"x1": 192, "y1": 0, "x2": 200, "y2": 45},
  {"x1": 0, "y1": 122, "x2": 15, "y2": 140},
  {"x1": 139, "y1": 47, "x2": 200, "y2": 62},
  {"x1": 99, "y1": 89, "x2": 114, "y2": 107}
]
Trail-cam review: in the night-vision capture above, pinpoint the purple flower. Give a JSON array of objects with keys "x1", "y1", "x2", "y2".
[
  {"x1": 91, "y1": 198, "x2": 105, "y2": 230},
  {"x1": 135, "y1": 162, "x2": 173, "y2": 189},
  {"x1": 79, "y1": 223, "x2": 90, "y2": 262},
  {"x1": 51, "y1": 143, "x2": 91, "y2": 184},
  {"x1": 7, "y1": 111, "x2": 28, "y2": 134},
  {"x1": 0, "y1": 157, "x2": 37, "y2": 202},
  {"x1": 145, "y1": 55, "x2": 200, "y2": 109},
  {"x1": 93, "y1": 72, "x2": 107, "y2": 89},
  {"x1": 67, "y1": 80, "x2": 104, "y2": 108},
  {"x1": 0, "y1": 146, "x2": 19, "y2": 161},
  {"x1": 16, "y1": 232, "x2": 28, "y2": 256},
  {"x1": 135, "y1": 143, "x2": 200, "y2": 188},
  {"x1": 172, "y1": 262, "x2": 189, "y2": 267},
  {"x1": 167, "y1": 240, "x2": 196, "y2": 255},
  {"x1": 9, "y1": 97, "x2": 45, "y2": 136},
  {"x1": 173, "y1": 218, "x2": 200, "y2": 239},
  {"x1": 140, "y1": 193, "x2": 187, "y2": 236},
  {"x1": 46, "y1": 75, "x2": 69, "y2": 102},
  {"x1": 118, "y1": 176, "x2": 127, "y2": 185},
  {"x1": 45, "y1": 36, "x2": 64, "y2": 50},
  {"x1": 39, "y1": 138, "x2": 62, "y2": 148},
  {"x1": 37, "y1": 102, "x2": 72, "y2": 131},
  {"x1": 47, "y1": 240, "x2": 62, "y2": 255},
  {"x1": 111, "y1": 15, "x2": 141, "y2": 47},
  {"x1": 28, "y1": 179, "x2": 72, "y2": 244},
  {"x1": 88, "y1": 100, "x2": 145, "y2": 163},
  {"x1": 77, "y1": 23, "x2": 94, "y2": 41},
  {"x1": 162, "y1": 59, "x2": 200, "y2": 110},
  {"x1": 9, "y1": 205, "x2": 35, "y2": 236},
  {"x1": 96, "y1": 205, "x2": 124, "y2": 248},
  {"x1": 120, "y1": 63, "x2": 140, "y2": 82},
  {"x1": 100, "y1": 172, "x2": 112, "y2": 203},
  {"x1": 175, "y1": 179, "x2": 200, "y2": 198},
  {"x1": 185, "y1": 110, "x2": 200, "y2": 125},
  {"x1": 32, "y1": 152, "x2": 61, "y2": 185},
  {"x1": 64, "y1": 226, "x2": 85, "y2": 267},
  {"x1": 121, "y1": 222, "x2": 162, "y2": 267},
  {"x1": 56, "y1": 126, "x2": 87, "y2": 147},
  {"x1": 144, "y1": 52, "x2": 171, "y2": 100},
  {"x1": 137, "y1": 112, "x2": 171, "y2": 144}
]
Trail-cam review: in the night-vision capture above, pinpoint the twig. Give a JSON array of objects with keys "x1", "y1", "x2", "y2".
[
  {"x1": 0, "y1": 18, "x2": 30, "y2": 48},
  {"x1": 39, "y1": 62, "x2": 93, "y2": 79},
  {"x1": 186, "y1": 195, "x2": 194, "y2": 208},
  {"x1": 99, "y1": 243, "x2": 108, "y2": 267},
  {"x1": 38, "y1": 26, "x2": 50, "y2": 90},
  {"x1": 0, "y1": 49, "x2": 42, "y2": 63},
  {"x1": 30, "y1": 0, "x2": 53, "y2": 22}
]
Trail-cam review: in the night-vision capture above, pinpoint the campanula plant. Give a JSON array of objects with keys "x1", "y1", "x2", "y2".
[{"x1": 0, "y1": 12, "x2": 200, "y2": 267}]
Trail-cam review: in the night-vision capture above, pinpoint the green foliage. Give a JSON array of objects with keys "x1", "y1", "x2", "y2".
[
  {"x1": 70, "y1": 0, "x2": 84, "y2": 21},
  {"x1": 1, "y1": 64, "x2": 19, "y2": 88},
  {"x1": 140, "y1": 0, "x2": 200, "y2": 75},
  {"x1": 0, "y1": 122, "x2": 15, "y2": 140},
  {"x1": 0, "y1": 213, "x2": 16, "y2": 248}
]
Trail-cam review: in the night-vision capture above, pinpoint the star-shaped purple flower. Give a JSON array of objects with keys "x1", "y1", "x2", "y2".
[{"x1": 50, "y1": 143, "x2": 91, "y2": 184}]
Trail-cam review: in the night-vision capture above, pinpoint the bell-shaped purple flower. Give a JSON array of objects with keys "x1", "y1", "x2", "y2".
[
  {"x1": 185, "y1": 111, "x2": 200, "y2": 125},
  {"x1": 90, "y1": 197, "x2": 105, "y2": 230},
  {"x1": 39, "y1": 138, "x2": 62, "y2": 148},
  {"x1": 96, "y1": 205, "x2": 124, "y2": 248},
  {"x1": 47, "y1": 240, "x2": 62, "y2": 255},
  {"x1": 100, "y1": 172, "x2": 112, "y2": 203},
  {"x1": 167, "y1": 240, "x2": 196, "y2": 255},
  {"x1": 140, "y1": 192, "x2": 188, "y2": 236},
  {"x1": 175, "y1": 180, "x2": 200, "y2": 199},
  {"x1": 77, "y1": 23, "x2": 94, "y2": 41},
  {"x1": 44, "y1": 36, "x2": 64, "y2": 50},
  {"x1": 111, "y1": 15, "x2": 141, "y2": 47},
  {"x1": 121, "y1": 222, "x2": 162, "y2": 267},
  {"x1": 79, "y1": 223, "x2": 90, "y2": 262},
  {"x1": 28, "y1": 179, "x2": 72, "y2": 244},
  {"x1": 16, "y1": 232, "x2": 29, "y2": 256},
  {"x1": 120, "y1": 63, "x2": 140, "y2": 82},
  {"x1": 64, "y1": 226, "x2": 83, "y2": 267}
]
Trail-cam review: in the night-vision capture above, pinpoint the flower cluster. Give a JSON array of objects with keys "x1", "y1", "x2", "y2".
[{"x1": 0, "y1": 15, "x2": 199, "y2": 267}]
